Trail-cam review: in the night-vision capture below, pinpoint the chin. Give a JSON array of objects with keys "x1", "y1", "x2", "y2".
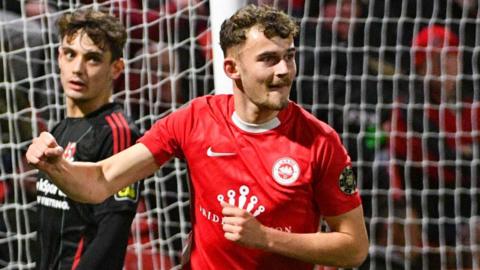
[
  {"x1": 65, "y1": 92, "x2": 85, "y2": 100},
  {"x1": 262, "y1": 99, "x2": 289, "y2": 111},
  {"x1": 266, "y1": 91, "x2": 290, "y2": 108},
  {"x1": 65, "y1": 91, "x2": 93, "y2": 102}
]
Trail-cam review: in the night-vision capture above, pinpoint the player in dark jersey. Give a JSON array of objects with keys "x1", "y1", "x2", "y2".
[
  {"x1": 34, "y1": 9, "x2": 140, "y2": 270},
  {"x1": 27, "y1": 5, "x2": 369, "y2": 269}
]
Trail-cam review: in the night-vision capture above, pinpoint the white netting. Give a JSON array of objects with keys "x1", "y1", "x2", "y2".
[
  {"x1": 1, "y1": 0, "x2": 479, "y2": 269},
  {"x1": 288, "y1": 0, "x2": 479, "y2": 269}
]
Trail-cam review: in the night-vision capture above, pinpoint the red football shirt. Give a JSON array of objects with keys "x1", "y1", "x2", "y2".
[{"x1": 139, "y1": 94, "x2": 361, "y2": 269}]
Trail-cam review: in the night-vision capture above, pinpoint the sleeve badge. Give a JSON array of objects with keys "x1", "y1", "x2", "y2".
[
  {"x1": 338, "y1": 166, "x2": 357, "y2": 195},
  {"x1": 114, "y1": 183, "x2": 139, "y2": 202}
]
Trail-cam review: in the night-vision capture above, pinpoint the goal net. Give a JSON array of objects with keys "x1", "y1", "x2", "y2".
[
  {"x1": 0, "y1": 0, "x2": 212, "y2": 269},
  {"x1": 0, "y1": 0, "x2": 478, "y2": 269}
]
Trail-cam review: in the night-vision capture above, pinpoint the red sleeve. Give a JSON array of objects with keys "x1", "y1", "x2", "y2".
[
  {"x1": 314, "y1": 131, "x2": 362, "y2": 217},
  {"x1": 138, "y1": 104, "x2": 193, "y2": 165}
]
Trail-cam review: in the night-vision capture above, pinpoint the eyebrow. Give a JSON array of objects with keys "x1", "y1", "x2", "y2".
[
  {"x1": 61, "y1": 46, "x2": 104, "y2": 58},
  {"x1": 257, "y1": 47, "x2": 296, "y2": 58},
  {"x1": 286, "y1": 48, "x2": 296, "y2": 54}
]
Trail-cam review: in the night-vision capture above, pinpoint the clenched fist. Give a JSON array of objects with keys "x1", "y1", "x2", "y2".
[{"x1": 26, "y1": 132, "x2": 64, "y2": 170}]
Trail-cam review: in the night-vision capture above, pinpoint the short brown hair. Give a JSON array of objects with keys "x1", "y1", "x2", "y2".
[
  {"x1": 57, "y1": 8, "x2": 127, "y2": 61},
  {"x1": 219, "y1": 4, "x2": 299, "y2": 56}
]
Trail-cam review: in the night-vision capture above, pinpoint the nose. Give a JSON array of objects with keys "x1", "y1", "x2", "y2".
[
  {"x1": 72, "y1": 57, "x2": 85, "y2": 75},
  {"x1": 275, "y1": 59, "x2": 290, "y2": 77}
]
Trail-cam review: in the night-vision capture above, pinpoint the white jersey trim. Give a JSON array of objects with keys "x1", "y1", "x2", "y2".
[{"x1": 231, "y1": 112, "x2": 281, "y2": 133}]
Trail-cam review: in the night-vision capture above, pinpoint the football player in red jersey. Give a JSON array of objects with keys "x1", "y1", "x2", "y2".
[{"x1": 27, "y1": 5, "x2": 368, "y2": 269}]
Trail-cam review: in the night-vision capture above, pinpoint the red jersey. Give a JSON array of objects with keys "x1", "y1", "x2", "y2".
[
  {"x1": 391, "y1": 99, "x2": 480, "y2": 186},
  {"x1": 139, "y1": 95, "x2": 361, "y2": 269}
]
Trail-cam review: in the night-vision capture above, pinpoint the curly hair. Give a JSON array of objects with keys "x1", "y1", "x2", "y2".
[
  {"x1": 219, "y1": 4, "x2": 299, "y2": 56},
  {"x1": 57, "y1": 8, "x2": 126, "y2": 61}
]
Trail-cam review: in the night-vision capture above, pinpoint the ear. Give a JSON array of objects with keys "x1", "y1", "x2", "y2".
[
  {"x1": 224, "y1": 57, "x2": 240, "y2": 80},
  {"x1": 111, "y1": 58, "x2": 125, "y2": 79}
]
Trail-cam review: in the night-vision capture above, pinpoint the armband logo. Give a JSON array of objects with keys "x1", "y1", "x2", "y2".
[
  {"x1": 272, "y1": 157, "x2": 300, "y2": 185},
  {"x1": 115, "y1": 183, "x2": 139, "y2": 202},
  {"x1": 339, "y1": 166, "x2": 357, "y2": 195}
]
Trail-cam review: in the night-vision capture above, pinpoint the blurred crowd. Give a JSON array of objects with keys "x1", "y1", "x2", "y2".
[{"x1": 0, "y1": 0, "x2": 479, "y2": 269}]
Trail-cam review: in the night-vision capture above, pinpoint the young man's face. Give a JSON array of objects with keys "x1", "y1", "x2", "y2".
[
  {"x1": 232, "y1": 26, "x2": 296, "y2": 111},
  {"x1": 420, "y1": 50, "x2": 459, "y2": 101},
  {"x1": 58, "y1": 30, "x2": 123, "y2": 106}
]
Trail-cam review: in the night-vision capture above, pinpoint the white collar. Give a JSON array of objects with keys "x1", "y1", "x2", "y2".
[{"x1": 231, "y1": 111, "x2": 281, "y2": 133}]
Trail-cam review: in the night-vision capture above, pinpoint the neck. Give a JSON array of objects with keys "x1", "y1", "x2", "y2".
[
  {"x1": 231, "y1": 111, "x2": 281, "y2": 133},
  {"x1": 233, "y1": 95, "x2": 280, "y2": 124},
  {"x1": 66, "y1": 96, "x2": 110, "y2": 117}
]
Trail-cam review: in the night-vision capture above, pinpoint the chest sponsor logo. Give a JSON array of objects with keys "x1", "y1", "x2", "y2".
[
  {"x1": 199, "y1": 185, "x2": 265, "y2": 223},
  {"x1": 217, "y1": 185, "x2": 265, "y2": 217},
  {"x1": 199, "y1": 185, "x2": 293, "y2": 232},
  {"x1": 63, "y1": 142, "x2": 77, "y2": 162},
  {"x1": 36, "y1": 178, "x2": 69, "y2": 210},
  {"x1": 206, "y1": 146, "x2": 236, "y2": 157},
  {"x1": 272, "y1": 157, "x2": 300, "y2": 185},
  {"x1": 37, "y1": 178, "x2": 67, "y2": 197}
]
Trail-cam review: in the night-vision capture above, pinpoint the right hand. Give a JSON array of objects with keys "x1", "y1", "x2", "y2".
[{"x1": 26, "y1": 132, "x2": 64, "y2": 170}]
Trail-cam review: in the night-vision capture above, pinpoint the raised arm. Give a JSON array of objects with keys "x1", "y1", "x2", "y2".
[
  {"x1": 221, "y1": 204, "x2": 369, "y2": 268},
  {"x1": 26, "y1": 132, "x2": 160, "y2": 203}
]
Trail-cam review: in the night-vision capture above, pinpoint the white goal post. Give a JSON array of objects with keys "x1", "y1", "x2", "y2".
[{"x1": 210, "y1": 0, "x2": 245, "y2": 94}]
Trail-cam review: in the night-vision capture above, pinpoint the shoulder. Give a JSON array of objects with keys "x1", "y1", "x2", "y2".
[
  {"x1": 90, "y1": 103, "x2": 128, "y2": 124},
  {"x1": 165, "y1": 94, "x2": 231, "y2": 121},
  {"x1": 187, "y1": 94, "x2": 231, "y2": 111},
  {"x1": 90, "y1": 103, "x2": 141, "y2": 145},
  {"x1": 89, "y1": 103, "x2": 137, "y2": 129},
  {"x1": 286, "y1": 102, "x2": 346, "y2": 156},
  {"x1": 289, "y1": 102, "x2": 338, "y2": 138},
  {"x1": 50, "y1": 120, "x2": 67, "y2": 137}
]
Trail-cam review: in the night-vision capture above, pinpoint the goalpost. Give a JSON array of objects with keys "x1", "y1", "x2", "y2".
[
  {"x1": 0, "y1": 0, "x2": 479, "y2": 269},
  {"x1": 209, "y1": 0, "x2": 244, "y2": 94}
]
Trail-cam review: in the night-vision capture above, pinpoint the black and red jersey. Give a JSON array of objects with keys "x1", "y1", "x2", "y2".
[{"x1": 36, "y1": 103, "x2": 141, "y2": 270}]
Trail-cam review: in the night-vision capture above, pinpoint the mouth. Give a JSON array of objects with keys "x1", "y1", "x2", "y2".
[
  {"x1": 68, "y1": 79, "x2": 86, "y2": 91},
  {"x1": 268, "y1": 82, "x2": 291, "y2": 91}
]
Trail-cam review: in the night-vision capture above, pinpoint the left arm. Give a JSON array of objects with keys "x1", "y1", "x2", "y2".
[{"x1": 221, "y1": 203, "x2": 369, "y2": 268}]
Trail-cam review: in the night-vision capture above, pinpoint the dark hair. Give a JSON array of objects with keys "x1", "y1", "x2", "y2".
[
  {"x1": 219, "y1": 4, "x2": 299, "y2": 56},
  {"x1": 57, "y1": 8, "x2": 127, "y2": 61}
]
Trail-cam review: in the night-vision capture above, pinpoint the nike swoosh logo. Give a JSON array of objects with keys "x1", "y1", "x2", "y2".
[{"x1": 207, "y1": 147, "x2": 236, "y2": 157}]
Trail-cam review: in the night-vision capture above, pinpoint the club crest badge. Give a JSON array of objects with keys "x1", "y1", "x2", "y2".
[
  {"x1": 63, "y1": 142, "x2": 77, "y2": 162},
  {"x1": 272, "y1": 157, "x2": 300, "y2": 185},
  {"x1": 339, "y1": 166, "x2": 357, "y2": 195}
]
